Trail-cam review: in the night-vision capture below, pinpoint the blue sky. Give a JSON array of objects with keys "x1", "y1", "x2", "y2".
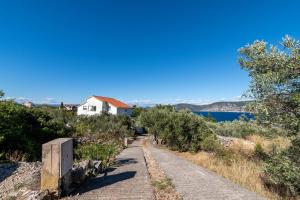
[{"x1": 1, "y1": 0, "x2": 300, "y2": 105}]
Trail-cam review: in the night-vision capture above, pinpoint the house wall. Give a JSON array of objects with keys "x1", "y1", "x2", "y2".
[
  {"x1": 108, "y1": 104, "x2": 118, "y2": 115},
  {"x1": 77, "y1": 96, "x2": 131, "y2": 116},
  {"x1": 77, "y1": 97, "x2": 103, "y2": 116}
]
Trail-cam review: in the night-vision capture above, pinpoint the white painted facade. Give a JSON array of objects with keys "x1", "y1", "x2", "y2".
[{"x1": 77, "y1": 96, "x2": 132, "y2": 116}]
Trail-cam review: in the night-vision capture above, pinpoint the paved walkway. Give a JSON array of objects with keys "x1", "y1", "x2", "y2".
[
  {"x1": 148, "y1": 144, "x2": 264, "y2": 200},
  {"x1": 70, "y1": 137, "x2": 154, "y2": 200}
]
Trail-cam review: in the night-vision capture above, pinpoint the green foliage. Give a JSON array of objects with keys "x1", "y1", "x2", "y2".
[
  {"x1": 208, "y1": 120, "x2": 286, "y2": 138},
  {"x1": 138, "y1": 106, "x2": 216, "y2": 152},
  {"x1": 287, "y1": 137, "x2": 300, "y2": 165},
  {"x1": 60, "y1": 102, "x2": 64, "y2": 110},
  {"x1": 263, "y1": 153, "x2": 300, "y2": 196},
  {"x1": 239, "y1": 35, "x2": 300, "y2": 134},
  {"x1": 34, "y1": 105, "x2": 76, "y2": 125},
  {"x1": 0, "y1": 100, "x2": 71, "y2": 161},
  {"x1": 131, "y1": 105, "x2": 146, "y2": 118},
  {"x1": 75, "y1": 143, "x2": 118, "y2": 168},
  {"x1": 74, "y1": 113, "x2": 134, "y2": 140},
  {"x1": 253, "y1": 143, "x2": 268, "y2": 161},
  {"x1": 239, "y1": 36, "x2": 300, "y2": 196},
  {"x1": 0, "y1": 96, "x2": 133, "y2": 161},
  {"x1": 262, "y1": 137, "x2": 300, "y2": 197},
  {"x1": 0, "y1": 90, "x2": 4, "y2": 98},
  {"x1": 200, "y1": 134, "x2": 221, "y2": 152}
]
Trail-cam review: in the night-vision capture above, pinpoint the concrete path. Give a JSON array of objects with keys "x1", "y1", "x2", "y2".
[
  {"x1": 148, "y1": 144, "x2": 264, "y2": 200},
  {"x1": 70, "y1": 137, "x2": 154, "y2": 200}
]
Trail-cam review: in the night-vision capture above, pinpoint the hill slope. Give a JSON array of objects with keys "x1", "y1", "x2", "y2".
[{"x1": 175, "y1": 101, "x2": 249, "y2": 112}]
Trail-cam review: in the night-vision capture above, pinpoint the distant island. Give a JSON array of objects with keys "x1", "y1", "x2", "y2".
[{"x1": 174, "y1": 101, "x2": 250, "y2": 112}]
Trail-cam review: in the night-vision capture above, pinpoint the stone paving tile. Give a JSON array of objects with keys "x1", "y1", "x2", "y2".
[
  {"x1": 67, "y1": 137, "x2": 154, "y2": 200},
  {"x1": 148, "y1": 145, "x2": 265, "y2": 200}
]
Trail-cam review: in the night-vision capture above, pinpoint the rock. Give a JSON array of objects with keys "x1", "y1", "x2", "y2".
[
  {"x1": 0, "y1": 161, "x2": 41, "y2": 200},
  {"x1": 35, "y1": 190, "x2": 50, "y2": 200},
  {"x1": 8, "y1": 191, "x2": 18, "y2": 198},
  {"x1": 71, "y1": 160, "x2": 94, "y2": 185},
  {"x1": 217, "y1": 135, "x2": 235, "y2": 147},
  {"x1": 93, "y1": 161, "x2": 102, "y2": 170},
  {"x1": 91, "y1": 161, "x2": 102, "y2": 176}
]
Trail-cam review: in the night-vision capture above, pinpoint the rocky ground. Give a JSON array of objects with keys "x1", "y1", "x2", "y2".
[{"x1": 0, "y1": 162, "x2": 41, "y2": 200}]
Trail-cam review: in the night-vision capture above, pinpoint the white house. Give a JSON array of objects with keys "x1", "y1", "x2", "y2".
[
  {"x1": 23, "y1": 101, "x2": 34, "y2": 108},
  {"x1": 77, "y1": 96, "x2": 132, "y2": 116}
]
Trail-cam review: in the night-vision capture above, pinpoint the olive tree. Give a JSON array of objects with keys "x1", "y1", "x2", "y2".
[
  {"x1": 240, "y1": 36, "x2": 300, "y2": 196},
  {"x1": 138, "y1": 105, "x2": 216, "y2": 152},
  {"x1": 239, "y1": 35, "x2": 300, "y2": 134}
]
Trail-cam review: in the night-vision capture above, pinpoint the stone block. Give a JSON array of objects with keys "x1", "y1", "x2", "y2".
[{"x1": 41, "y1": 138, "x2": 73, "y2": 195}]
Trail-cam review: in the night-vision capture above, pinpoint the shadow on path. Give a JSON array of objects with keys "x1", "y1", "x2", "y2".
[
  {"x1": 75, "y1": 171, "x2": 137, "y2": 195},
  {"x1": 113, "y1": 158, "x2": 138, "y2": 167}
]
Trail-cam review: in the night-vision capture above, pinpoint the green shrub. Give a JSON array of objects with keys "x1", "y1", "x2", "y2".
[
  {"x1": 0, "y1": 101, "x2": 70, "y2": 161},
  {"x1": 209, "y1": 120, "x2": 287, "y2": 138},
  {"x1": 75, "y1": 143, "x2": 118, "y2": 168},
  {"x1": 287, "y1": 137, "x2": 300, "y2": 165},
  {"x1": 253, "y1": 143, "x2": 269, "y2": 161},
  {"x1": 200, "y1": 134, "x2": 220, "y2": 152},
  {"x1": 74, "y1": 113, "x2": 134, "y2": 140},
  {"x1": 263, "y1": 153, "x2": 300, "y2": 196},
  {"x1": 139, "y1": 106, "x2": 217, "y2": 152}
]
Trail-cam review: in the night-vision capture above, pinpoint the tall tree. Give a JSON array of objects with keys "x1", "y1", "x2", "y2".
[
  {"x1": 239, "y1": 35, "x2": 300, "y2": 134},
  {"x1": 0, "y1": 90, "x2": 4, "y2": 99},
  {"x1": 60, "y1": 102, "x2": 64, "y2": 110}
]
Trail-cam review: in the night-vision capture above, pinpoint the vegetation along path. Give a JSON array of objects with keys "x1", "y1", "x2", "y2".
[
  {"x1": 148, "y1": 143, "x2": 264, "y2": 200},
  {"x1": 67, "y1": 137, "x2": 154, "y2": 200}
]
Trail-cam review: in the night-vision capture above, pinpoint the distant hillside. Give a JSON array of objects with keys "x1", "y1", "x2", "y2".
[{"x1": 175, "y1": 101, "x2": 250, "y2": 112}]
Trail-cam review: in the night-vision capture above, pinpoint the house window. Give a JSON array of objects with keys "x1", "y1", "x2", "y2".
[
  {"x1": 83, "y1": 106, "x2": 87, "y2": 110},
  {"x1": 89, "y1": 106, "x2": 96, "y2": 111}
]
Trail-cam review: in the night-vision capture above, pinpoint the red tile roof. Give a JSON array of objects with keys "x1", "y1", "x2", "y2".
[{"x1": 93, "y1": 96, "x2": 130, "y2": 109}]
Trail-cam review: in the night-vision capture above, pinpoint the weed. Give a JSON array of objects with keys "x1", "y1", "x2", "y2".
[{"x1": 152, "y1": 178, "x2": 174, "y2": 191}]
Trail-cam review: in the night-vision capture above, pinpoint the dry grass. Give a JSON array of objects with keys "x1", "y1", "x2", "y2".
[
  {"x1": 146, "y1": 135, "x2": 294, "y2": 200},
  {"x1": 222, "y1": 135, "x2": 291, "y2": 158},
  {"x1": 228, "y1": 138, "x2": 256, "y2": 157},
  {"x1": 174, "y1": 150, "x2": 283, "y2": 200},
  {"x1": 247, "y1": 135, "x2": 291, "y2": 153},
  {"x1": 142, "y1": 139, "x2": 182, "y2": 200}
]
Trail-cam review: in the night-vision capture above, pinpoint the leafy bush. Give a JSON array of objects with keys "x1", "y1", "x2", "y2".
[
  {"x1": 75, "y1": 143, "x2": 118, "y2": 168},
  {"x1": 262, "y1": 137, "x2": 300, "y2": 197},
  {"x1": 209, "y1": 120, "x2": 286, "y2": 138},
  {"x1": 0, "y1": 101, "x2": 71, "y2": 161},
  {"x1": 73, "y1": 113, "x2": 134, "y2": 142},
  {"x1": 139, "y1": 106, "x2": 217, "y2": 152},
  {"x1": 286, "y1": 137, "x2": 300, "y2": 165},
  {"x1": 253, "y1": 143, "x2": 268, "y2": 161},
  {"x1": 200, "y1": 134, "x2": 220, "y2": 152},
  {"x1": 263, "y1": 153, "x2": 300, "y2": 196},
  {"x1": 239, "y1": 36, "x2": 300, "y2": 135}
]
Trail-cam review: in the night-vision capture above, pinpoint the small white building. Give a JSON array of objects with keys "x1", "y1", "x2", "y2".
[
  {"x1": 77, "y1": 96, "x2": 132, "y2": 116},
  {"x1": 23, "y1": 101, "x2": 34, "y2": 108}
]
